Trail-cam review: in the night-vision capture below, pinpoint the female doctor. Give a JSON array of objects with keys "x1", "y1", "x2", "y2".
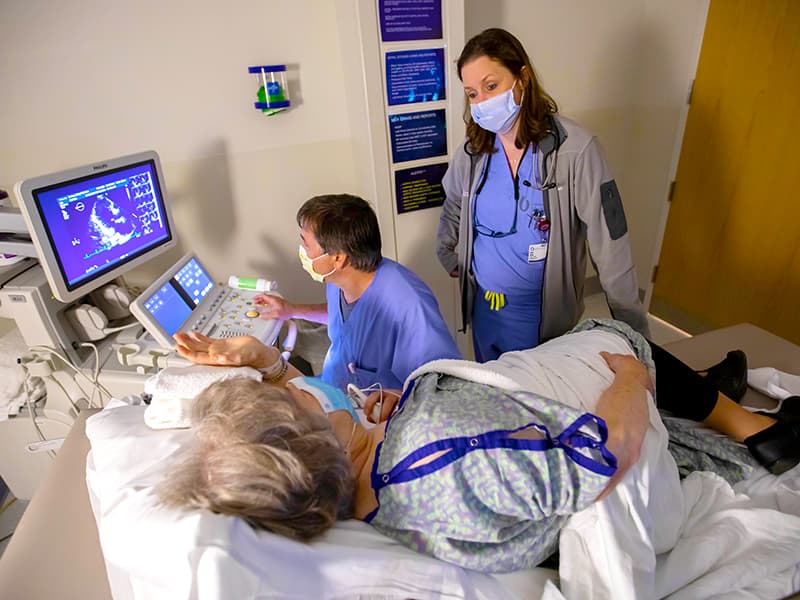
[
  {"x1": 437, "y1": 28, "x2": 650, "y2": 362},
  {"x1": 256, "y1": 193, "x2": 460, "y2": 392}
]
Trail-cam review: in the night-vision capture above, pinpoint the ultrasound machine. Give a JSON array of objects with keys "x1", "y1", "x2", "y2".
[{"x1": 0, "y1": 151, "x2": 284, "y2": 498}]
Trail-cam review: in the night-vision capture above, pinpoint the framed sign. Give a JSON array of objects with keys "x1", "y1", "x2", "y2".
[
  {"x1": 394, "y1": 162, "x2": 448, "y2": 214},
  {"x1": 378, "y1": 0, "x2": 442, "y2": 42},
  {"x1": 385, "y1": 48, "x2": 445, "y2": 106},
  {"x1": 388, "y1": 109, "x2": 447, "y2": 163}
]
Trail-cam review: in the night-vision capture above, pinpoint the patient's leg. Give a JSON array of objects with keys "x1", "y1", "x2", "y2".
[
  {"x1": 648, "y1": 341, "x2": 776, "y2": 439},
  {"x1": 700, "y1": 395, "x2": 776, "y2": 442},
  {"x1": 648, "y1": 341, "x2": 721, "y2": 421},
  {"x1": 648, "y1": 341, "x2": 800, "y2": 474}
]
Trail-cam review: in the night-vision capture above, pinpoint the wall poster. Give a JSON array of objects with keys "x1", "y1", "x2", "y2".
[
  {"x1": 388, "y1": 109, "x2": 447, "y2": 163},
  {"x1": 378, "y1": 0, "x2": 442, "y2": 42},
  {"x1": 385, "y1": 48, "x2": 445, "y2": 105},
  {"x1": 394, "y1": 162, "x2": 448, "y2": 214}
]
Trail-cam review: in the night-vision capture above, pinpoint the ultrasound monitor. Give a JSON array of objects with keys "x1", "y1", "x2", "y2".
[{"x1": 14, "y1": 151, "x2": 177, "y2": 303}]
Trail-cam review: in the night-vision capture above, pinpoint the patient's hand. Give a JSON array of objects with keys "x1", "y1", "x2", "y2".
[
  {"x1": 363, "y1": 389, "x2": 402, "y2": 423},
  {"x1": 594, "y1": 352, "x2": 652, "y2": 501},
  {"x1": 173, "y1": 331, "x2": 273, "y2": 369},
  {"x1": 600, "y1": 352, "x2": 654, "y2": 395}
]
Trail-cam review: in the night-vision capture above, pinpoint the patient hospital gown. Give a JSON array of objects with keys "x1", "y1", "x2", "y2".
[
  {"x1": 366, "y1": 320, "x2": 668, "y2": 573},
  {"x1": 321, "y1": 257, "x2": 460, "y2": 391},
  {"x1": 366, "y1": 373, "x2": 615, "y2": 572}
]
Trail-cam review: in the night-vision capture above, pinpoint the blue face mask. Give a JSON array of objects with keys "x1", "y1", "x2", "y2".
[
  {"x1": 289, "y1": 376, "x2": 358, "y2": 422},
  {"x1": 470, "y1": 81, "x2": 521, "y2": 134}
]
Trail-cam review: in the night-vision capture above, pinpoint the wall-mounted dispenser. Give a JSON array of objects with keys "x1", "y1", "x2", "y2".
[{"x1": 248, "y1": 65, "x2": 291, "y2": 115}]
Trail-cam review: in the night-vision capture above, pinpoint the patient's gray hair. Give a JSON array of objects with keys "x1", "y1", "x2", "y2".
[{"x1": 158, "y1": 377, "x2": 355, "y2": 540}]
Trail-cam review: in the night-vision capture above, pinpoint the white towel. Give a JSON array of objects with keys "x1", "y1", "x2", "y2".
[
  {"x1": 747, "y1": 367, "x2": 800, "y2": 411},
  {"x1": 143, "y1": 365, "x2": 262, "y2": 429}
]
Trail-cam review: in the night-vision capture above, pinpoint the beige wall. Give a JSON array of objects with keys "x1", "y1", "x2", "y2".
[
  {"x1": 0, "y1": 0, "x2": 361, "y2": 304},
  {"x1": 1, "y1": 0, "x2": 709, "y2": 311},
  {"x1": 465, "y1": 0, "x2": 709, "y2": 294}
]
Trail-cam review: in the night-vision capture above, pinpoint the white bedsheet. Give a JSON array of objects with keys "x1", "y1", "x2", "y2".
[
  {"x1": 409, "y1": 330, "x2": 800, "y2": 599},
  {"x1": 85, "y1": 402, "x2": 559, "y2": 600}
]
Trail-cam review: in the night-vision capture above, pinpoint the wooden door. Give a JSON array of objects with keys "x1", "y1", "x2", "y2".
[{"x1": 652, "y1": 0, "x2": 800, "y2": 345}]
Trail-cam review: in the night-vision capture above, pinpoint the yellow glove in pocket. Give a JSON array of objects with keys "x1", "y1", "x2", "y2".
[{"x1": 483, "y1": 290, "x2": 506, "y2": 311}]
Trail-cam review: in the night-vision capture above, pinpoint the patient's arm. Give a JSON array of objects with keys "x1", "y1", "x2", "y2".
[
  {"x1": 173, "y1": 332, "x2": 302, "y2": 386},
  {"x1": 593, "y1": 352, "x2": 652, "y2": 500}
]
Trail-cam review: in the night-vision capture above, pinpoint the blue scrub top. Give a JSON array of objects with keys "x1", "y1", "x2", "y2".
[
  {"x1": 472, "y1": 139, "x2": 547, "y2": 297},
  {"x1": 321, "y1": 258, "x2": 461, "y2": 390}
]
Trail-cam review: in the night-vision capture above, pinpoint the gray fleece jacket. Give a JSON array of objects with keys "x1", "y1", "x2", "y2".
[{"x1": 436, "y1": 114, "x2": 650, "y2": 342}]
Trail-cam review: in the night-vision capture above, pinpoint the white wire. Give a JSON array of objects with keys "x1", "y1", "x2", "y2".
[
  {"x1": 27, "y1": 344, "x2": 113, "y2": 406},
  {"x1": 19, "y1": 358, "x2": 81, "y2": 415},
  {"x1": 102, "y1": 321, "x2": 141, "y2": 335},
  {"x1": 355, "y1": 383, "x2": 402, "y2": 420},
  {"x1": 79, "y1": 342, "x2": 103, "y2": 408},
  {"x1": 44, "y1": 369, "x2": 82, "y2": 414},
  {"x1": 21, "y1": 368, "x2": 55, "y2": 459},
  {"x1": 30, "y1": 344, "x2": 112, "y2": 400}
]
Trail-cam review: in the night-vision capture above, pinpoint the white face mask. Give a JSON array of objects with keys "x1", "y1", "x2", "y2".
[
  {"x1": 299, "y1": 245, "x2": 335, "y2": 283},
  {"x1": 469, "y1": 80, "x2": 521, "y2": 134}
]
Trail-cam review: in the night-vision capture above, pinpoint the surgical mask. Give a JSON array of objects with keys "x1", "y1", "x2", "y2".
[
  {"x1": 299, "y1": 245, "x2": 335, "y2": 283},
  {"x1": 470, "y1": 81, "x2": 521, "y2": 134},
  {"x1": 289, "y1": 376, "x2": 359, "y2": 422}
]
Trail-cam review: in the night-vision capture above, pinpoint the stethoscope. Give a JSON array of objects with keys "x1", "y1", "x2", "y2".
[{"x1": 468, "y1": 137, "x2": 558, "y2": 213}]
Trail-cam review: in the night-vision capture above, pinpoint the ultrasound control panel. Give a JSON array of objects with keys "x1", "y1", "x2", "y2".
[
  {"x1": 189, "y1": 287, "x2": 276, "y2": 339},
  {"x1": 129, "y1": 253, "x2": 282, "y2": 349}
]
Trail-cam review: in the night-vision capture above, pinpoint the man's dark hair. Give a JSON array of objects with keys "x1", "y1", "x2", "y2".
[{"x1": 296, "y1": 194, "x2": 382, "y2": 272}]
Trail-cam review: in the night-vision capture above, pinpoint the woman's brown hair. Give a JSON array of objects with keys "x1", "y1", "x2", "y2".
[{"x1": 457, "y1": 28, "x2": 558, "y2": 155}]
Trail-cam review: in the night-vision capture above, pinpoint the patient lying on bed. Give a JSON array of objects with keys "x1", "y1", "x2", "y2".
[{"x1": 163, "y1": 320, "x2": 799, "y2": 574}]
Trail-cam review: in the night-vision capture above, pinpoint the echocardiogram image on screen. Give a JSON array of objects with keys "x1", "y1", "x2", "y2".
[{"x1": 32, "y1": 160, "x2": 172, "y2": 290}]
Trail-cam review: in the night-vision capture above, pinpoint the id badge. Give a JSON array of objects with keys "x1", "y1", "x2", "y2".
[{"x1": 528, "y1": 243, "x2": 548, "y2": 262}]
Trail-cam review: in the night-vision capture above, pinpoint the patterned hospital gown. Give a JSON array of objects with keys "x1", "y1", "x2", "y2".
[
  {"x1": 365, "y1": 319, "x2": 755, "y2": 572},
  {"x1": 366, "y1": 372, "x2": 616, "y2": 572}
]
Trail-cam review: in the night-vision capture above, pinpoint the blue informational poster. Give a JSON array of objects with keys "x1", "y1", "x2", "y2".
[
  {"x1": 386, "y1": 48, "x2": 445, "y2": 106},
  {"x1": 388, "y1": 109, "x2": 447, "y2": 163},
  {"x1": 394, "y1": 163, "x2": 448, "y2": 214},
  {"x1": 379, "y1": 0, "x2": 442, "y2": 42}
]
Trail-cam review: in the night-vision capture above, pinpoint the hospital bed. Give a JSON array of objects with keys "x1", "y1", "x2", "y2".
[{"x1": 0, "y1": 322, "x2": 799, "y2": 599}]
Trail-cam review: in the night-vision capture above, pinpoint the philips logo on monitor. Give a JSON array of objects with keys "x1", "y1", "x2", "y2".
[{"x1": 33, "y1": 160, "x2": 171, "y2": 290}]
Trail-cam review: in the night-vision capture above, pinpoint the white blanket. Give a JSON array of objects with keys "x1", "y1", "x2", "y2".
[
  {"x1": 748, "y1": 367, "x2": 800, "y2": 403},
  {"x1": 408, "y1": 330, "x2": 800, "y2": 599}
]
